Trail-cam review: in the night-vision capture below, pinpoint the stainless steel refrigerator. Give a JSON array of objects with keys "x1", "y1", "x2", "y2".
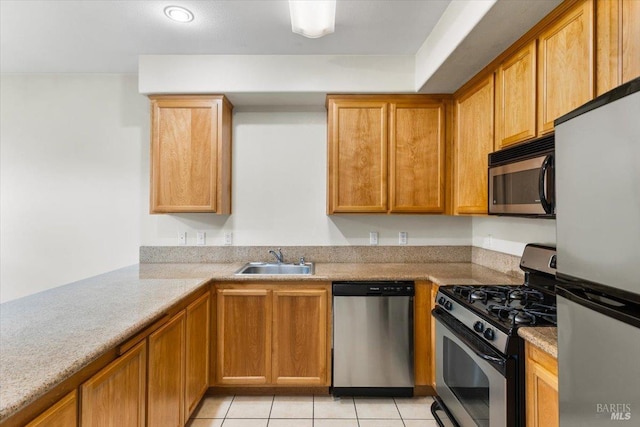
[{"x1": 554, "y1": 77, "x2": 640, "y2": 426}]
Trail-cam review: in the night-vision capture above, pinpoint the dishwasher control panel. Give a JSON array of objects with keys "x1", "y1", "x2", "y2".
[{"x1": 332, "y1": 281, "x2": 415, "y2": 296}]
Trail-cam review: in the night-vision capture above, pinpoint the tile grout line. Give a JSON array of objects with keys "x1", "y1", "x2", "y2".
[{"x1": 393, "y1": 397, "x2": 407, "y2": 427}]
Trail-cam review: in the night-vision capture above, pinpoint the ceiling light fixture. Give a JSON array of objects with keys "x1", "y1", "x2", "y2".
[
  {"x1": 164, "y1": 6, "x2": 194, "y2": 23},
  {"x1": 289, "y1": 0, "x2": 336, "y2": 38}
]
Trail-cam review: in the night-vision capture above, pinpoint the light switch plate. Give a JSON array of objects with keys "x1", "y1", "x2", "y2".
[
  {"x1": 369, "y1": 231, "x2": 379, "y2": 246},
  {"x1": 178, "y1": 231, "x2": 187, "y2": 246},
  {"x1": 196, "y1": 231, "x2": 206, "y2": 246},
  {"x1": 399, "y1": 231, "x2": 408, "y2": 245},
  {"x1": 224, "y1": 232, "x2": 233, "y2": 246}
]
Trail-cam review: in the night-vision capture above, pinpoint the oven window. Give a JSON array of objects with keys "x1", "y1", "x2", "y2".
[
  {"x1": 443, "y1": 336, "x2": 490, "y2": 427},
  {"x1": 492, "y1": 168, "x2": 540, "y2": 205}
]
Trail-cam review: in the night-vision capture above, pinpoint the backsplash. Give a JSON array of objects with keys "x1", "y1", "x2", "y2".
[
  {"x1": 140, "y1": 245, "x2": 523, "y2": 278},
  {"x1": 472, "y1": 246, "x2": 523, "y2": 278}
]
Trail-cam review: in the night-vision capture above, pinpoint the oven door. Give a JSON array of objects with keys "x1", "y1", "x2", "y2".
[
  {"x1": 488, "y1": 154, "x2": 554, "y2": 216},
  {"x1": 433, "y1": 306, "x2": 508, "y2": 427}
]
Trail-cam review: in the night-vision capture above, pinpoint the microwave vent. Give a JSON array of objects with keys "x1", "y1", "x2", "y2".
[{"x1": 489, "y1": 134, "x2": 555, "y2": 165}]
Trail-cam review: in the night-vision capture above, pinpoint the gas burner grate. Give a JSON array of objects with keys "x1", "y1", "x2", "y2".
[{"x1": 486, "y1": 302, "x2": 557, "y2": 326}]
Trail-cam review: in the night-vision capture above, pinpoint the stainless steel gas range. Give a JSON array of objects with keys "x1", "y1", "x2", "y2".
[{"x1": 431, "y1": 244, "x2": 558, "y2": 427}]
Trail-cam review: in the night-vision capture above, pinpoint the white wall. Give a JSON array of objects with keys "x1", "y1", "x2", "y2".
[
  {"x1": 141, "y1": 108, "x2": 473, "y2": 246},
  {"x1": 0, "y1": 74, "x2": 147, "y2": 302},
  {"x1": 472, "y1": 216, "x2": 556, "y2": 256},
  {"x1": 1, "y1": 73, "x2": 552, "y2": 302}
]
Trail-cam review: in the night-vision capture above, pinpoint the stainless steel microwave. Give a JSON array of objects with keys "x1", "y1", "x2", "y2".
[{"x1": 488, "y1": 134, "x2": 555, "y2": 217}]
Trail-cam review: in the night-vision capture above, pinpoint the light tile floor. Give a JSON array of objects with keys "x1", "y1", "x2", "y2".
[{"x1": 188, "y1": 395, "x2": 439, "y2": 427}]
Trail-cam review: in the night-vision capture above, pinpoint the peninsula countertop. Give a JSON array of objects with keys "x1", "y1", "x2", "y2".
[{"x1": 1, "y1": 261, "x2": 521, "y2": 422}]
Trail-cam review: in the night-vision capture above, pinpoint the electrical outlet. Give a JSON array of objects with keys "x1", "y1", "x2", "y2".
[
  {"x1": 196, "y1": 231, "x2": 206, "y2": 246},
  {"x1": 178, "y1": 231, "x2": 187, "y2": 246},
  {"x1": 224, "y1": 232, "x2": 233, "y2": 246},
  {"x1": 399, "y1": 231, "x2": 408, "y2": 245},
  {"x1": 369, "y1": 231, "x2": 379, "y2": 246}
]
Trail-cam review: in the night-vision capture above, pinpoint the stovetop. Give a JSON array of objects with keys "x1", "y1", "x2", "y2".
[
  {"x1": 434, "y1": 244, "x2": 558, "y2": 354},
  {"x1": 448, "y1": 284, "x2": 557, "y2": 328}
]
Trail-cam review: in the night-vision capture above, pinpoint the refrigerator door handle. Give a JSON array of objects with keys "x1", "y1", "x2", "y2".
[
  {"x1": 538, "y1": 154, "x2": 554, "y2": 214},
  {"x1": 556, "y1": 284, "x2": 640, "y2": 329}
]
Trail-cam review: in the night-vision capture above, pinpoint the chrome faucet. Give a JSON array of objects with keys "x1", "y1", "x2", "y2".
[{"x1": 269, "y1": 248, "x2": 284, "y2": 264}]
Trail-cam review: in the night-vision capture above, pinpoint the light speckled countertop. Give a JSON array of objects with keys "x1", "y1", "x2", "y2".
[
  {"x1": 518, "y1": 327, "x2": 558, "y2": 358},
  {"x1": 0, "y1": 261, "x2": 520, "y2": 422}
]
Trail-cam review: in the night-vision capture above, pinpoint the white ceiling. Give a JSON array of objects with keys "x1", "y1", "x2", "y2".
[
  {"x1": 1, "y1": 0, "x2": 564, "y2": 96},
  {"x1": 0, "y1": 0, "x2": 451, "y2": 73}
]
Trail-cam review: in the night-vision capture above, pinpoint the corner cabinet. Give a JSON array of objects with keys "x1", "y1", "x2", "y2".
[
  {"x1": 215, "y1": 283, "x2": 331, "y2": 387},
  {"x1": 150, "y1": 95, "x2": 233, "y2": 214},
  {"x1": 525, "y1": 342, "x2": 559, "y2": 427},
  {"x1": 453, "y1": 74, "x2": 495, "y2": 215},
  {"x1": 185, "y1": 292, "x2": 211, "y2": 422},
  {"x1": 80, "y1": 341, "x2": 147, "y2": 427},
  {"x1": 327, "y1": 95, "x2": 449, "y2": 214},
  {"x1": 537, "y1": 0, "x2": 594, "y2": 134},
  {"x1": 25, "y1": 391, "x2": 77, "y2": 427},
  {"x1": 147, "y1": 311, "x2": 186, "y2": 427}
]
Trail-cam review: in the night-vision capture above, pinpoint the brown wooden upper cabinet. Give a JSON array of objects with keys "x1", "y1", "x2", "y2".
[
  {"x1": 327, "y1": 95, "x2": 448, "y2": 214},
  {"x1": 150, "y1": 95, "x2": 232, "y2": 214},
  {"x1": 596, "y1": 0, "x2": 640, "y2": 95},
  {"x1": 538, "y1": 0, "x2": 594, "y2": 134},
  {"x1": 453, "y1": 75, "x2": 495, "y2": 215},
  {"x1": 495, "y1": 40, "x2": 537, "y2": 149}
]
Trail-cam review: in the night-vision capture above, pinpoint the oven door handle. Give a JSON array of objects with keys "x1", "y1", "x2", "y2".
[
  {"x1": 538, "y1": 154, "x2": 554, "y2": 214},
  {"x1": 432, "y1": 306, "x2": 507, "y2": 374}
]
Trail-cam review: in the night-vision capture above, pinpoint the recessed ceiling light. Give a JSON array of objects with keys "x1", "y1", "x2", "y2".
[{"x1": 164, "y1": 6, "x2": 194, "y2": 23}]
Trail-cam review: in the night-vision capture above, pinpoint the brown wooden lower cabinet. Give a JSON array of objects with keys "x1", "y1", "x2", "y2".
[
  {"x1": 215, "y1": 283, "x2": 331, "y2": 387},
  {"x1": 272, "y1": 289, "x2": 328, "y2": 385},
  {"x1": 80, "y1": 341, "x2": 147, "y2": 427},
  {"x1": 25, "y1": 390, "x2": 77, "y2": 427},
  {"x1": 185, "y1": 292, "x2": 211, "y2": 422},
  {"x1": 413, "y1": 281, "x2": 433, "y2": 388},
  {"x1": 147, "y1": 311, "x2": 186, "y2": 427},
  {"x1": 525, "y1": 342, "x2": 559, "y2": 427}
]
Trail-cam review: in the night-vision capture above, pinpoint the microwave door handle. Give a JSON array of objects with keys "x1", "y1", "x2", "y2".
[{"x1": 538, "y1": 155, "x2": 554, "y2": 214}]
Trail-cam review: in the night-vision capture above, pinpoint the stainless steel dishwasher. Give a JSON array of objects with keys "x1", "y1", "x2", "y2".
[{"x1": 332, "y1": 281, "x2": 414, "y2": 397}]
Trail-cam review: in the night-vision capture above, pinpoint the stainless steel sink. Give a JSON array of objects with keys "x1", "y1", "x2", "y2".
[{"x1": 235, "y1": 262, "x2": 315, "y2": 275}]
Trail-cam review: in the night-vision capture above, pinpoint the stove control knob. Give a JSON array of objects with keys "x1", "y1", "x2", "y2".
[
  {"x1": 473, "y1": 321, "x2": 484, "y2": 333},
  {"x1": 438, "y1": 297, "x2": 445, "y2": 305},
  {"x1": 444, "y1": 301, "x2": 453, "y2": 311},
  {"x1": 483, "y1": 328, "x2": 495, "y2": 341}
]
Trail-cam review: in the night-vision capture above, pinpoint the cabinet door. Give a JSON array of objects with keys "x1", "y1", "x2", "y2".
[
  {"x1": 185, "y1": 293, "x2": 210, "y2": 421},
  {"x1": 216, "y1": 288, "x2": 272, "y2": 384},
  {"x1": 621, "y1": 0, "x2": 640, "y2": 84},
  {"x1": 430, "y1": 283, "x2": 440, "y2": 388},
  {"x1": 538, "y1": 0, "x2": 594, "y2": 134},
  {"x1": 80, "y1": 341, "x2": 146, "y2": 427},
  {"x1": 413, "y1": 281, "x2": 432, "y2": 387},
  {"x1": 26, "y1": 391, "x2": 77, "y2": 427},
  {"x1": 148, "y1": 311, "x2": 186, "y2": 427},
  {"x1": 597, "y1": 0, "x2": 640, "y2": 95},
  {"x1": 496, "y1": 41, "x2": 537, "y2": 149},
  {"x1": 272, "y1": 288, "x2": 329, "y2": 386},
  {"x1": 526, "y1": 343, "x2": 559, "y2": 427},
  {"x1": 453, "y1": 75, "x2": 495, "y2": 215},
  {"x1": 389, "y1": 103, "x2": 446, "y2": 213},
  {"x1": 327, "y1": 100, "x2": 388, "y2": 213},
  {"x1": 151, "y1": 96, "x2": 232, "y2": 214}
]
